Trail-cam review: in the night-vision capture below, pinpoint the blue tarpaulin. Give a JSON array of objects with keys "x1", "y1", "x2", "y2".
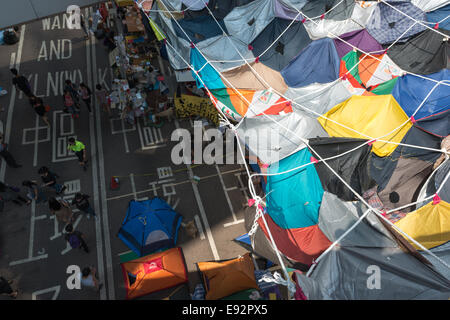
[
  {"x1": 118, "y1": 198, "x2": 182, "y2": 257},
  {"x1": 392, "y1": 69, "x2": 450, "y2": 120},
  {"x1": 281, "y1": 38, "x2": 340, "y2": 88},
  {"x1": 426, "y1": 4, "x2": 450, "y2": 30},
  {"x1": 266, "y1": 148, "x2": 324, "y2": 229},
  {"x1": 190, "y1": 47, "x2": 226, "y2": 89},
  {"x1": 173, "y1": 15, "x2": 228, "y2": 44}
]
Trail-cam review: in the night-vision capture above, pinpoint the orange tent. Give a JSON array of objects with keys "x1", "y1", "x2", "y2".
[
  {"x1": 197, "y1": 253, "x2": 259, "y2": 300},
  {"x1": 121, "y1": 247, "x2": 188, "y2": 299}
]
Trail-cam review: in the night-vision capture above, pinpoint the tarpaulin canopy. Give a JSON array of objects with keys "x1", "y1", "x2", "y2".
[
  {"x1": 395, "y1": 201, "x2": 450, "y2": 250},
  {"x1": 339, "y1": 50, "x2": 403, "y2": 96},
  {"x1": 0, "y1": 0, "x2": 104, "y2": 30},
  {"x1": 333, "y1": 29, "x2": 384, "y2": 59},
  {"x1": 223, "y1": 0, "x2": 275, "y2": 44},
  {"x1": 284, "y1": 80, "x2": 352, "y2": 116},
  {"x1": 190, "y1": 47, "x2": 225, "y2": 89},
  {"x1": 173, "y1": 15, "x2": 227, "y2": 43},
  {"x1": 366, "y1": 1, "x2": 428, "y2": 45},
  {"x1": 250, "y1": 18, "x2": 312, "y2": 71},
  {"x1": 265, "y1": 148, "x2": 324, "y2": 229},
  {"x1": 243, "y1": 207, "x2": 308, "y2": 270},
  {"x1": 281, "y1": 38, "x2": 340, "y2": 88},
  {"x1": 295, "y1": 195, "x2": 450, "y2": 299},
  {"x1": 149, "y1": 5, "x2": 191, "y2": 70},
  {"x1": 426, "y1": 4, "x2": 450, "y2": 30},
  {"x1": 296, "y1": 243, "x2": 450, "y2": 299},
  {"x1": 392, "y1": 69, "x2": 450, "y2": 120},
  {"x1": 303, "y1": 1, "x2": 376, "y2": 40},
  {"x1": 220, "y1": 62, "x2": 288, "y2": 93},
  {"x1": 318, "y1": 95, "x2": 413, "y2": 157},
  {"x1": 301, "y1": 0, "x2": 355, "y2": 21},
  {"x1": 181, "y1": 0, "x2": 208, "y2": 11},
  {"x1": 308, "y1": 137, "x2": 374, "y2": 201},
  {"x1": 274, "y1": 0, "x2": 308, "y2": 21},
  {"x1": 318, "y1": 192, "x2": 396, "y2": 248},
  {"x1": 252, "y1": 209, "x2": 332, "y2": 266},
  {"x1": 412, "y1": 0, "x2": 450, "y2": 12},
  {"x1": 415, "y1": 110, "x2": 450, "y2": 138},
  {"x1": 386, "y1": 28, "x2": 450, "y2": 75},
  {"x1": 182, "y1": 0, "x2": 256, "y2": 20},
  {"x1": 195, "y1": 35, "x2": 254, "y2": 72},
  {"x1": 207, "y1": 87, "x2": 292, "y2": 121},
  {"x1": 236, "y1": 110, "x2": 327, "y2": 165},
  {"x1": 377, "y1": 157, "x2": 434, "y2": 212},
  {"x1": 369, "y1": 125, "x2": 443, "y2": 192}
]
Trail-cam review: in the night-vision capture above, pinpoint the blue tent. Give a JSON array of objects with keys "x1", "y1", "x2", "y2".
[
  {"x1": 366, "y1": 1, "x2": 427, "y2": 45},
  {"x1": 173, "y1": 15, "x2": 228, "y2": 44},
  {"x1": 392, "y1": 69, "x2": 450, "y2": 120},
  {"x1": 266, "y1": 148, "x2": 324, "y2": 229},
  {"x1": 118, "y1": 198, "x2": 182, "y2": 257},
  {"x1": 427, "y1": 4, "x2": 450, "y2": 31},
  {"x1": 281, "y1": 38, "x2": 340, "y2": 88}
]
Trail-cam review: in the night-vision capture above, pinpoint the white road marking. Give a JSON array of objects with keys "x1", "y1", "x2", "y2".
[
  {"x1": 86, "y1": 10, "x2": 107, "y2": 300},
  {"x1": 91, "y1": 20, "x2": 115, "y2": 300},
  {"x1": 215, "y1": 165, "x2": 244, "y2": 227},
  {"x1": 194, "y1": 214, "x2": 206, "y2": 240},
  {"x1": 9, "y1": 200, "x2": 48, "y2": 266},
  {"x1": 0, "y1": 25, "x2": 25, "y2": 181},
  {"x1": 32, "y1": 286, "x2": 61, "y2": 300},
  {"x1": 52, "y1": 111, "x2": 77, "y2": 162},
  {"x1": 175, "y1": 119, "x2": 219, "y2": 260}
]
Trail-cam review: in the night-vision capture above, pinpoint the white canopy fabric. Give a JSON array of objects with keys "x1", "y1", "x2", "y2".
[
  {"x1": 411, "y1": 0, "x2": 450, "y2": 12},
  {"x1": 1, "y1": 0, "x2": 104, "y2": 30},
  {"x1": 284, "y1": 80, "x2": 352, "y2": 116}
]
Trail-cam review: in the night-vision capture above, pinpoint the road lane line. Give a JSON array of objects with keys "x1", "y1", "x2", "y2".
[
  {"x1": 91, "y1": 19, "x2": 115, "y2": 300},
  {"x1": 174, "y1": 119, "x2": 219, "y2": 260},
  {"x1": 86, "y1": 8, "x2": 107, "y2": 300},
  {"x1": 1, "y1": 25, "x2": 25, "y2": 181},
  {"x1": 194, "y1": 214, "x2": 206, "y2": 240},
  {"x1": 33, "y1": 115, "x2": 39, "y2": 166}
]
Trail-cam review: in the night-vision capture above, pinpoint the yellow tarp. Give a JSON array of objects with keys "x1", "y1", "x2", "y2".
[
  {"x1": 317, "y1": 95, "x2": 412, "y2": 157},
  {"x1": 394, "y1": 201, "x2": 450, "y2": 250},
  {"x1": 149, "y1": 18, "x2": 166, "y2": 41}
]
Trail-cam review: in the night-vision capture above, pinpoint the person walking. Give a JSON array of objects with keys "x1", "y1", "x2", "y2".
[
  {"x1": 67, "y1": 138, "x2": 88, "y2": 171},
  {"x1": 22, "y1": 180, "x2": 47, "y2": 205},
  {"x1": 63, "y1": 90, "x2": 80, "y2": 119},
  {"x1": 0, "y1": 133, "x2": 22, "y2": 168},
  {"x1": 72, "y1": 193, "x2": 96, "y2": 219},
  {"x1": 95, "y1": 84, "x2": 111, "y2": 117},
  {"x1": 64, "y1": 80, "x2": 81, "y2": 108},
  {"x1": 49, "y1": 197, "x2": 74, "y2": 225},
  {"x1": 79, "y1": 266, "x2": 102, "y2": 291},
  {"x1": 65, "y1": 224, "x2": 89, "y2": 253},
  {"x1": 10, "y1": 68, "x2": 32, "y2": 98},
  {"x1": 38, "y1": 166, "x2": 67, "y2": 195},
  {"x1": 79, "y1": 83, "x2": 92, "y2": 112},
  {"x1": 0, "y1": 276, "x2": 18, "y2": 298},
  {"x1": 29, "y1": 96, "x2": 50, "y2": 126}
]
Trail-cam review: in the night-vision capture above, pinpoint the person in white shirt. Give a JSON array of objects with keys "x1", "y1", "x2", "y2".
[{"x1": 78, "y1": 266, "x2": 102, "y2": 291}]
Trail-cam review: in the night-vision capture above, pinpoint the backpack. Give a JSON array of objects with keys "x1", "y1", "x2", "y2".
[{"x1": 68, "y1": 233, "x2": 81, "y2": 249}]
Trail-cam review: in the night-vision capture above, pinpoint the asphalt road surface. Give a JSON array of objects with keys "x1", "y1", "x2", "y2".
[{"x1": 0, "y1": 8, "x2": 250, "y2": 300}]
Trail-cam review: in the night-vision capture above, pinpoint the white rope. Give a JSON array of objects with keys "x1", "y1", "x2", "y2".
[{"x1": 139, "y1": 0, "x2": 450, "y2": 284}]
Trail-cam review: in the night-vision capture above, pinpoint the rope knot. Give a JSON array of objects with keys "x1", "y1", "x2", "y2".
[
  {"x1": 433, "y1": 194, "x2": 441, "y2": 205},
  {"x1": 368, "y1": 139, "x2": 377, "y2": 146}
]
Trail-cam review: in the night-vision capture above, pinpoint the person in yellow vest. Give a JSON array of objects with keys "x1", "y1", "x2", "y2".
[{"x1": 67, "y1": 138, "x2": 88, "y2": 171}]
